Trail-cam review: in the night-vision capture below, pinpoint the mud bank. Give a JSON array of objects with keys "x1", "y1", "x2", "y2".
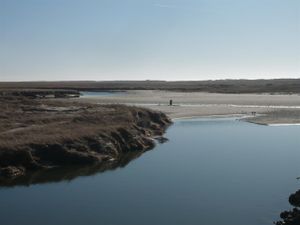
[{"x1": 0, "y1": 97, "x2": 171, "y2": 179}]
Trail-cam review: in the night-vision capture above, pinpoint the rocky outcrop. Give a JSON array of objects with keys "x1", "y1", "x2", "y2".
[{"x1": 275, "y1": 190, "x2": 300, "y2": 225}]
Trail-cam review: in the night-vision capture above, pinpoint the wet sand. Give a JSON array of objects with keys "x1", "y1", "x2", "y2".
[{"x1": 77, "y1": 90, "x2": 300, "y2": 125}]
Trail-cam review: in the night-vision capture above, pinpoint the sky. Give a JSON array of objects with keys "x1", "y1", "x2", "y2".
[{"x1": 0, "y1": 0, "x2": 299, "y2": 81}]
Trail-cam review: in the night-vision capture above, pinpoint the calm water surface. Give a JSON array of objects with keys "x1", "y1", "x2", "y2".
[
  {"x1": 80, "y1": 91, "x2": 124, "y2": 97},
  {"x1": 1, "y1": 118, "x2": 300, "y2": 225}
]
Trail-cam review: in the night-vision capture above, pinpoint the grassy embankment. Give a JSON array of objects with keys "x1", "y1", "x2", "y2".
[
  {"x1": 0, "y1": 94, "x2": 171, "y2": 179},
  {"x1": 1, "y1": 79, "x2": 300, "y2": 93}
]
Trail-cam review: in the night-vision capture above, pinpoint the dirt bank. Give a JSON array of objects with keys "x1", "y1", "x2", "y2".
[{"x1": 0, "y1": 97, "x2": 171, "y2": 179}]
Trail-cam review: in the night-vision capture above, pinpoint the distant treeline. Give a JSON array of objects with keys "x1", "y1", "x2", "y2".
[{"x1": 0, "y1": 79, "x2": 300, "y2": 94}]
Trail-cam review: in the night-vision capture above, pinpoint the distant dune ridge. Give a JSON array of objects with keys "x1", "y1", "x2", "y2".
[{"x1": 0, "y1": 79, "x2": 300, "y2": 94}]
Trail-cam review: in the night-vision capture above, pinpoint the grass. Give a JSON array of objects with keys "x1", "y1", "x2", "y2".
[
  {"x1": 0, "y1": 96, "x2": 169, "y2": 150},
  {"x1": 1, "y1": 79, "x2": 300, "y2": 93}
]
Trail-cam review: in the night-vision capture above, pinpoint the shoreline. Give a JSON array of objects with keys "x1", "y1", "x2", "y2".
[
  {"x1": 268, "y1": 123, "x2": 300, "y2": 126},
  {"x1": 0, "y1": 97, "x2": 172, "y2": 180},
  {"x1": 1, "y1": 90, "x2": 300, "y2": 179},
  {"x1": 172, "y1": 114, "x2": 300, "y2": 126},
  {"x1": 172, "y1": 113, "x2": 253, "y2": 121},
  {"x1": 173, "y1": 114, "x2": 300, "y2": 126},
  {"x1": 74, "y1": 90, "x2": 300, "y2": 126}
]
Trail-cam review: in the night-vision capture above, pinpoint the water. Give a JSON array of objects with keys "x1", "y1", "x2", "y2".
[
  {"x1": 80, "y1": 91, "x2": 124, "y2": 97},
  {"x1": 1, "y1": 118, "x2": 300, "y2": 225}
]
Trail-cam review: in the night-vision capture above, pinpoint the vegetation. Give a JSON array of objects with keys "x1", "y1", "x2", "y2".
[
  {"x1": 1, "y1": 79, "x2": 300, "y2": 94},
  {"x1": 0, "y1": 96, "x2": 171, "y2": 179}
]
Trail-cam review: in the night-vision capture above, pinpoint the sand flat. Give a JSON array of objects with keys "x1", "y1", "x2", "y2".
[
  {"x1": 80, "y1": 90, "x2": 300, "y2": 105},
  {"x1": 77, "y1": 90, "x2": 300, "y2": 124}
]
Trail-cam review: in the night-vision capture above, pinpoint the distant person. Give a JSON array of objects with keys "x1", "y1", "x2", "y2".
[{"x1": 169, "y1": 99, "x2": 173, "y2": 106}]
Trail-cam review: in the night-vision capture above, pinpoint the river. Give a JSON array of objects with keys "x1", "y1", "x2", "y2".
[{"x1": 0, "y1": 118, "x2": 299, "y2": 225}]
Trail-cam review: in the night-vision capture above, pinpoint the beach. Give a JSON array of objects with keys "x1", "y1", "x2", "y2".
[{"x1": 77, "y1": 90, "x2": 300, "y2": 124}]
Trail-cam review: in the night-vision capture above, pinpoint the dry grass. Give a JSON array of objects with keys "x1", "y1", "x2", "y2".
[
  {"x1": 1, "y1": 79, "x2": 300, "y2": 93},
  {"x1": 0, "y1": 95, "x2": 171, "y2": 179},
  {"x1": 0, "y1": 96, "x2": 164, "y2": 150}
]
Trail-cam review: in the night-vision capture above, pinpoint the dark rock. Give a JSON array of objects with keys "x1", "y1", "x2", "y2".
[
  {"x1": 276, "y1": 190, "x2": 300, "y2": 225},
  {"x1": 155, "y1": 136, "x2": 169, "y2": 144},
  {"x1": 0, "y1": 166, "x2": 25, "y2": 178},
  {"x1": 289, "y1": 190, "x2": 300, "y2": 207}
]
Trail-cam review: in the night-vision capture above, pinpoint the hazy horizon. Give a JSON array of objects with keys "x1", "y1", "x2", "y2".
[
  {"x1": 1, "y1": 0, "x2": 299, "y2": 81},
  {"x1": 1, "y1": 78, "x2": 300, "y2": 83}
]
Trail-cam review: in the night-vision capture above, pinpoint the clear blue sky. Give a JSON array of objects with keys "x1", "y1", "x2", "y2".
[{"x1": 1, "y1": 0, "x2": 299, "y2": 81}]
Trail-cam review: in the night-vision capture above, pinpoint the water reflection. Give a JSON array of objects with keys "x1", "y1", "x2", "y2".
[
  {"x1": 1, "y1": 119, "x2": 300, "y2": 225},
  {"x1": 0, "y1": 151, "x2": 144, "y2": 188}
]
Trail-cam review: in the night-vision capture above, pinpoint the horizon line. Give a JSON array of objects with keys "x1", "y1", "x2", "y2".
[{"x1": 0, "y1": 78, "x2": 300, "y2": 83}]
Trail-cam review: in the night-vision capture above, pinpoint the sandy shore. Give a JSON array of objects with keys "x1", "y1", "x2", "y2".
[{"x1": 77, "y1": 90, "x2": 300, "y2": 125}]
